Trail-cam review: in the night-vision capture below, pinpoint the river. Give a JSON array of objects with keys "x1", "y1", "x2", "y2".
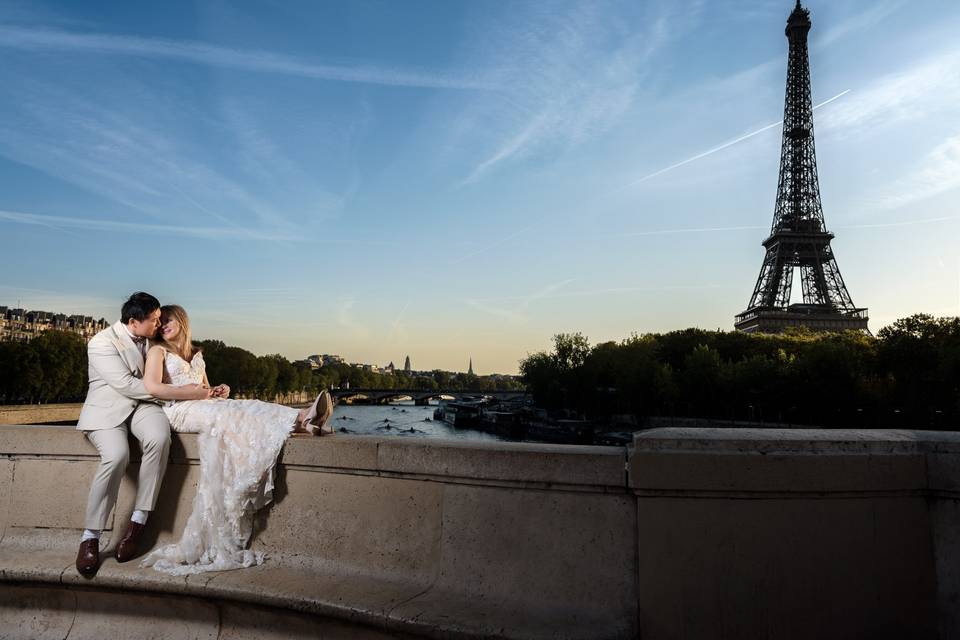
[{"x1": 325, "y1": 400, "x2": 506, "y2": 442}]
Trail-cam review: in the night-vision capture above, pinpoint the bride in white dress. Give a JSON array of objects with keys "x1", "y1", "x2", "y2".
[{"x1": 138, "y1": 304, "x2": 334, "y2": 575}]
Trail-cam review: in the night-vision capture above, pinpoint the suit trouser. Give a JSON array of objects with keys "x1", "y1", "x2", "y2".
[{"x1": 82, "y1": 403, "x2": 171, "y2": 530}]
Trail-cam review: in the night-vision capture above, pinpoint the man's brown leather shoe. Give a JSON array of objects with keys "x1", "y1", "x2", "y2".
[
  {"x1": 114, "y1": 521, "x2": 145, "y2": 563},
  {"x1": 76, "y1": 539, "x2": 99, "y2": 576}
]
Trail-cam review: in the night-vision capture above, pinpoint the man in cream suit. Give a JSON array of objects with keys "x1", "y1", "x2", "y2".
[{"x1": 76, "y1": 292, "x2": 209, "y2": 576}]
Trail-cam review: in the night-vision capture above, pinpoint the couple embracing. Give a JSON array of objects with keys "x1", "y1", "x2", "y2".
[{"x1": 76, "y1": 292, "x2": 334, "y2": 577}]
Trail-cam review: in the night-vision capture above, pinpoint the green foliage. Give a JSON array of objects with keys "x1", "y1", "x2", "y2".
[
  {"x1": 518, "y1": 314, "x2": 960, "y2": 429},
  {"x1": 0, "y1": 331, "x2": 87, "y2": 403},
  {"x1": 0, "y1": 332, "x2": 523, "y2": 404}
]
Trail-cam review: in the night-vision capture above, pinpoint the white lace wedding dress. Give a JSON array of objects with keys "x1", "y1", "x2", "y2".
[{"x1": 140, "y1": 350, "x2": 298, "y2": 575}]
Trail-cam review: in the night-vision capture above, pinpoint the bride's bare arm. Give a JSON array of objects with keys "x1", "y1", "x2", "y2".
[{"x1": 144, "y1": 346, "x2": 212, "y2": 400}]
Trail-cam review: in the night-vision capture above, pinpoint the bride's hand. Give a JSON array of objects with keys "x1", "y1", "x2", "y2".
[
  {"x1": 186, "y1": 384, "x2": 212, "y2": 400},
  {"x1": 212, "y1": 384, "x2": 230, "y2": 399}
]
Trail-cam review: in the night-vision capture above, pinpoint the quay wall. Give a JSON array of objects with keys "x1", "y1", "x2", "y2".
[{"x1": 1, "y1": 425, "x2": 959, "y2": 639}]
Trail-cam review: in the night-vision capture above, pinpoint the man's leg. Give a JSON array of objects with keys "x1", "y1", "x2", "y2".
[
  {"x1": 114, "y1": 404, "x2": 170, "y2": 562},
  {"x1": 78, "y1": 427, "x2": 129, "y2": 575},
  {"x1": 129, "y1": 403, "x2": 171, "y2": 515},
  {"x1": 83, "y1": 428, "x2": 130, "y2": 531}
]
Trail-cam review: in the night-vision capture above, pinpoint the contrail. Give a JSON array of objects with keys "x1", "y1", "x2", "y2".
[
  {"x1": 452, "y1": 90, "x2": 854, "y2": 261},
  {"x1": 617, "y1": 89, "x2": 851, "y2": 190}
]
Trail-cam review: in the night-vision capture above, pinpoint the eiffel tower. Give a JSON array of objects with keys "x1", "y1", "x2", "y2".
[{"x1": 735, "y1": 1, "x2": 868, "y2": 334}]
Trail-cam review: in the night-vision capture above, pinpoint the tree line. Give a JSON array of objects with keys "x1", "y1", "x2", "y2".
[
  {"x1": 519, "y1": 314, "x2": 960, "y2": 430},
  {"x1": 0, "y1": 334, "x2": 523, "y2": 405}
]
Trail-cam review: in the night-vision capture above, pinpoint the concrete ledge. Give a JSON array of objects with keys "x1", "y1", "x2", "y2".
[
  {"x1": 0, "y1": 426, "x2": 635, "y2": 640},
  {"x1": 629, "y1": 427, "x2": 958, "y2": 639},
  {"x1": 6, "y1": 425, "x2": 960, "y2": 639}
]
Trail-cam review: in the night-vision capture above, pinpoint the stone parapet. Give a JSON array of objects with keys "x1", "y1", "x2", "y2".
[
  {"x1": 0, "y1": 426, "x2": 635, "y2": 639},
  {"x1": 3, "y1": 425, "x2": 960, "y2": 638},
  {"x1": 630, "y1": 427, "x2": 959, "y2": 640}
]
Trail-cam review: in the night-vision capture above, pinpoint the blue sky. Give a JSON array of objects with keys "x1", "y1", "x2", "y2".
[{"x1": 0, "y1": 0, "x2": 958, "y2": 374}]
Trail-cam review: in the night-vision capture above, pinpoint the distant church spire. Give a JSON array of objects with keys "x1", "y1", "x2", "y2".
[
  {"x1": 404, "y1": 355, "x2": 411, "y2": 373},
  {"x1": 468, "y1": 357, "x2": 474, "y2": 376}
]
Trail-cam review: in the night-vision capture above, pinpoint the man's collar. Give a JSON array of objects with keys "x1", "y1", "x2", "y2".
[{"x1": 122, "y1": 323, "x2": 149, "y2": 343}]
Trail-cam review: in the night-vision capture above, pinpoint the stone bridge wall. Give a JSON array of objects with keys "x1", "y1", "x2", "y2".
[{"x1": 1, "y1": 425, "x2": 958, "y2": 639}]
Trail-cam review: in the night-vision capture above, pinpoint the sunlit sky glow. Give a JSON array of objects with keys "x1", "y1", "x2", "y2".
[{"x1": 1, "y1": 0, "x2": 958, "y2": 374}]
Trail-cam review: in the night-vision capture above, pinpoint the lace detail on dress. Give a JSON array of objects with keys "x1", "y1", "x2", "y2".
[
  {"x1": 141, "y1": 351, "x2": 298, "y2": 575},
  {"x1": 160, "y1": 350, "x2": 204, "y2": 418}
]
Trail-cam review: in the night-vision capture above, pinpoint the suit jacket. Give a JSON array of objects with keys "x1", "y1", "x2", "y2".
[{"x1": 77, "y1": 321, "x2": 159, "y2": 431}]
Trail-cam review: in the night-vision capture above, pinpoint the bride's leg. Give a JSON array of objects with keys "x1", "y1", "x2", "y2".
[
  {"x1": 292, "y1": 408, "x2": 309, "y2": 433},
  {"x1": 311, "y1": 391, "x2": 335, "y2": 436},
  {"x1": 291, "y1": 393, "x2": 322, "y2": 435}
]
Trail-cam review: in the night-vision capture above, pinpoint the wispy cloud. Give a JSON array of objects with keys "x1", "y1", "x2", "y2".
[
  {"x1": 334, "y1": 297, "x2": 370, "y2": 341},
  {"x1": 0, "y1": 71, "x2": 357, "y2": 237},
  {"x1": 452, "y1": 2, "x2": 682, "y2": 186},
  {"x1": 0, "y1": 208, "x2": 413, "y2": 247},
  {"x1": 383, "y1": 298, "x2": 412, "y2": 346},
  {"x1": 818, "y1": 49, "x2": 960, "y2": 135},
  {"x1": 873, "y1": 134, "x2": 960, "y2": 210},
  {"x1": 0, "y1": 208, "x2": 301, "y2": 241},
  {"x1": 0, "y1": 79, "x2": 300, "y2": 231},
  {"x1": 0, "y1": 25, "x2": 498, "y2": 90},
  {"x1": 814, "y1": 0, "x2": 906, "y2": 48},
  {"x1": 470, "y1": 282, "x2": 736, "y2": 307},
  {"x1": 464, "y1": 278, "x2": 576, "y2": 324}
]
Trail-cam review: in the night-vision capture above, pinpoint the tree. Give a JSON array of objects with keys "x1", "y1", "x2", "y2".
[
  {"x1": 31, "y1": 331, "x2": 87, "y2": 402},
  {"x1": 0, "y1": 341, "x2": 43, "y2": 403}
]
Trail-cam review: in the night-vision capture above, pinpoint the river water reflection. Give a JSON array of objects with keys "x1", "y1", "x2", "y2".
[{"x1": 325, "y1": 399, "x2": 506, "y2": 442}]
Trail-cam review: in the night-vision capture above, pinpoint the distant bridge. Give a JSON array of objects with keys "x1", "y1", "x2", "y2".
[{"x1": 329, "y1": 388, "x2": 530, "y2": 406}]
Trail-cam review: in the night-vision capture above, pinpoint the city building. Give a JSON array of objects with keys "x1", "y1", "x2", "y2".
[
  {"x1": 0, "y1": 305, "x2": 109, "y2": 343},
  {"x1": 304, "y1": 354, "x2": 346, "y2": 369}
]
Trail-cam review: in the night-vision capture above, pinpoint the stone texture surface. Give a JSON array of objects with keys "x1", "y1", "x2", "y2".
[
  {"x1": 0, "y1": 584, "x2": 76, "y2": 640},
  {"x1": 930, "y1": 497, "x2": 960, "y2": 640},
  {"x1": 8, "y1": 459, "x2": 98, "y2": 529},
  {"x1": 5, "y1": 425, "x2": 960, "y2": 639},
  {"x1": 0, "y1": 425, "x2": 94, "y2": 457},
  {"x1": 431, "y1": 483, "x2": 636, "y2": 617},
  {"x1": 0, "y1": 459, "x2": 12, "y2": 539},
  {"x1": 114, "y1": 461, "x2": 200, "y2": 549},
  {"x1": 377, "y1": 437, "x2": 625, "y2": 487},
  {"x1": 0, "y1": 583, "x2": 416, "y2": 640},
  {"x1": 632, "y1": 426, "x2": 952, "y2": 453},
  {"x1": 280, "y1": 434, "x2": 380, "y2": 470},
  {"x1": 629, "y1": 450, "x2": 927, "y2": 493},
  {"x1": 253, "y1": 469, "x2": 443, "y2": 585},
  {"x1": 218, "y1": 601, "x2": 413, "y2": 639},
  {"x1": 60, "y1": 590, "x2": 219, "y2": 640},
  {"x1": 636, "y1": 495, "x2": 937, "y2": 639}
]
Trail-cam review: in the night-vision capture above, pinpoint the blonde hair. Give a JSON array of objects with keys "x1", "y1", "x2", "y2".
[{"x1": 159, "y1": 304, "x2": 198, "y2": 362}]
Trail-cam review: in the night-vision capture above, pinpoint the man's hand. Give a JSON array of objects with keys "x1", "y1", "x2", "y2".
[
  {"x1": 211, "y1": 384, "x2": 230, "y2": 399},
  {"x1": 186, "y1": 384, "x2": 212, "y2": 400}
]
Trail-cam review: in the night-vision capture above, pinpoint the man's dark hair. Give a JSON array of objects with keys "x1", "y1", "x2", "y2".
[{"x1": 121, "y1": 292, "x2": 161, "y2": 324}]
